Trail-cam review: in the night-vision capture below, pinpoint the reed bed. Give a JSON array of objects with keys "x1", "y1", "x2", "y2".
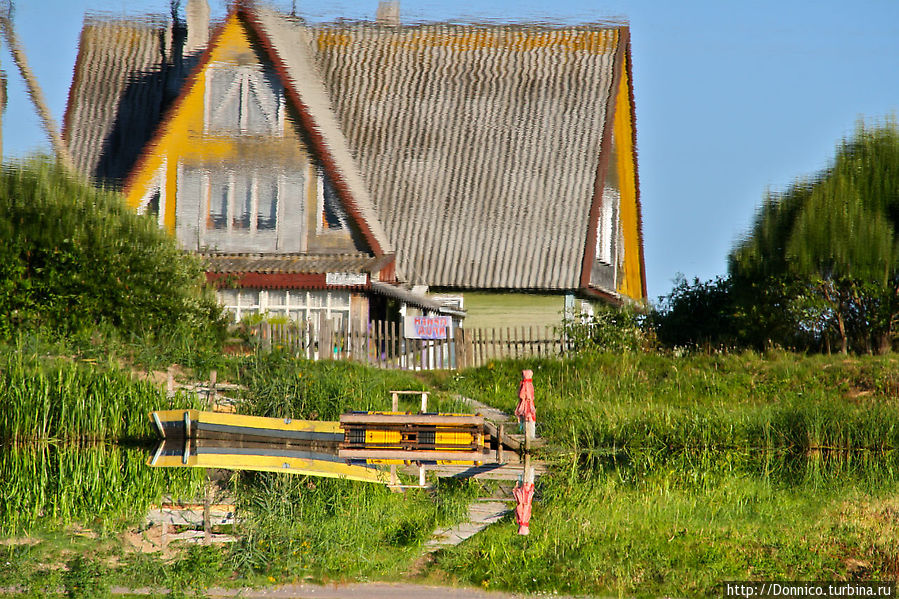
[
  {"x1": 0, "y1": 442, "x2": 204, "y2": 536},
  {"x1": 234, "y1": 351, "x2": 469, "y2": 420},
  {"x1": 228, "y1": 471, "x2": 479, "y2": 581},
  {"x1": 0, "y1": 354, "x2": 201, "y2": 442},
  {"x1": 441, "y1": 351, "x2": 899, "y2": 451}
]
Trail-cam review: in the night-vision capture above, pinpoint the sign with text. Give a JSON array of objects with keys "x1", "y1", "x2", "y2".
[
  {"x1": 404, "y1": 315, "x2": 451, "y2": 339},
  {"x1": 326, "y1": 272, "x2": 367, "y2": 286}
]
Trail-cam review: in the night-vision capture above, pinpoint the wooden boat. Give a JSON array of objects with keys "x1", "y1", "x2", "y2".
[{"x1": 150, "y1": 409, "x2": 343, "y2": 443}]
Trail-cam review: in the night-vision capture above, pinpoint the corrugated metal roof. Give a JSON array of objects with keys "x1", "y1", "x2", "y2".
[
  {"x1": 64, "y1": 9, "x2": 626, "y2": 291},
  {"x1": 63, "y1": 16, "x2": 201, "y2": 184},
  {"x1": 309, "y1": 22, "x2": 621, "y2": 289},
  {"x1": 200, "y1": 253, "x2": 379, "y2": 274},
  {"x1": 63, "y1": 17, "x2": 167, "y2": 182}
]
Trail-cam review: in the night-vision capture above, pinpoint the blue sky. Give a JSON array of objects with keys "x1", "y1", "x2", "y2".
[{"x1": 4, "y1": 0, "x2": 898, "y2": 301}]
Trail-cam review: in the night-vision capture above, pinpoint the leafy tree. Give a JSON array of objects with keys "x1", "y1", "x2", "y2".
[
  {"x1": 730, "y1": 120, "x2": 899, "y2": 353},
  {"x1": 0, "y1": 156, "x2": 226, "y2": 346}
]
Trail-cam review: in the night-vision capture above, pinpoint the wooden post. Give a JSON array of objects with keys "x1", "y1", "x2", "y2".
[
  {"x1": 391, "y1": 391, "x2": 399, "y2": 412},
  {"x1": 420, "y1": 392, "x2": 428, "y2": 412},
  {"x1": 478, "y1": 328, "x2": 485, "y2": 367},
  {"x1": 209, "y1": 370, "x2": 217, "y2": 405},
  {"x1": 166, "y1": 367, "x2": 175, "y2": 397},
  {"x1": 203, "y1": 485, "x2": 212, "y2": 545},
  {"x1": 458, "y1": 328, "x2": 466, "y2": 370},
  {"x1": 377, "y1": 320, "x2": 384, "y2": 368},
  {"x1": 418, "y1": 464, "x2": 426, "y2": 487},
  {"x1": 497, "y1": 423, "x2": 504, "y2": 463}
]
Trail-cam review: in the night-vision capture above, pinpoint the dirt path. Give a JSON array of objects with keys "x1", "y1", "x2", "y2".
[{"x1": 102, "y1": 582, "x2": 543, "y2": 598}]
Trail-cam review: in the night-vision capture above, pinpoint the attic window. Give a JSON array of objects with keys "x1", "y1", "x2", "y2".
[
  {"x1": 136, "y1": 161, "x2": 166, "y2": 227},
  {"x1": 205, "y1": 64, "x2": 284, "y2": 135},
  {"x1": 317, "y1": 167, "x2": 349, "y2": 232},
  {"x1": 595, "y1": 185, "x2": 619, "y2": 265}
]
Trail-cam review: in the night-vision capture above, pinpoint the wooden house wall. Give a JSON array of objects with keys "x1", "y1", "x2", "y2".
[{"x1": 124, "y1": 13, "x2": 361, "y2": 255}]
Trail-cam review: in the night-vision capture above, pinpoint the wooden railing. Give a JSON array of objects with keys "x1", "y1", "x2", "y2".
[{"x1": 251, "y1": 321, "x2": 566, "y2": 370}]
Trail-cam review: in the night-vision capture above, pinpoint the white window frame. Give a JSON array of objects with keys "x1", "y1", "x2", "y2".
[
  {"x1": 136, "y1": 159, "x2": 167, "y2": 228},
  {"x1": 316, "y1": 166, "x2": 350, "y2": 234},
  {"x1": 203, "y1": 63, "x2": 285, "y2": 136},
  {"x1": 204, "y1": 171, "x2": 279, "y2": 235},
  {"x1": 217, "y1": 288, "x2": 352, "y2": 332},
  {"x1": 193, "y1": 169, "x2": 283, "y2": 244},
  {"x1": 596, "y1": 185, "x2": 619, "y2": 266}
]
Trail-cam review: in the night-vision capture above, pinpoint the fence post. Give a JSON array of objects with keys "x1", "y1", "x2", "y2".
[{"x1": 263, "y1": 322, "x2": 272, "y2": 352}]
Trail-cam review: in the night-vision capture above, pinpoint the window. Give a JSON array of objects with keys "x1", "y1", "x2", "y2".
[
  {"x1": 205, "y1": 64, "x2": 284, "y2": 135},
  {"x1": 177, "y1": 166, "x2": 306, "y2": 253},
  {"x1": 316, "y1": 167, "x2": 349, "y2": 233},
  {"x1": 217, "y1": 288, "x2": 353, "y2": 331},
  {"x1": 136, "y1": 161, "x2": 167, "y2": 227},
  {"x1": 595, "y1": 185, "x2": 619, "y2": 265},
  {"x1": 207, "y1": 171, "x2": 278, "y2": 233}
]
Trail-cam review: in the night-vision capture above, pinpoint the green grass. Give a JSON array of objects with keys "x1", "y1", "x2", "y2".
[
  {"x1": 433, "y1": 449, "x2": 899, "y2": 597},
  {"x1": 6, "y1": 346, "x2": 899, "y2": 597},
  {"x1": 435, "y1": 350, "x2": 899, "y2": 451},
  {"x1": 227, "y1": 473, "x2": 480, "y2": 582},
  {"x1": 0, "y1": 351, "x2": 203, "y2": 443},
  {"x1": 0, "y1": 443, "x2": 204, "y2": 536},
  {"x1": 232, "y1": 351, "x2": 472, "y2": 420}
]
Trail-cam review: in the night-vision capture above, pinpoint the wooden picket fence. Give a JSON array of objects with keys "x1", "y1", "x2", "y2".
[{"x1": 251, "y1": 320, "x2": 566, "y2": 370}]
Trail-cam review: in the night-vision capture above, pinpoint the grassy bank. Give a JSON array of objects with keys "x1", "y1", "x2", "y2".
[
  {"x1": 433, "y1": 449, "x2": 899, "y2": 597},
  {"x1": 0, "y1": 443, "x2": 204, "y2": 536},
  {"x1": 435, "y1": 350, "x2": 899, "y2": 452},
  {"x1": 0, "y1": 352, "x2": 203, "y2": 443},
  {"x1": 5, "y1": 347, "x2": 899, "y2": 596}
]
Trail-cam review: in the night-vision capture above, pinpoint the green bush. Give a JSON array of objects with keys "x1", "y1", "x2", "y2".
[{"x1": 0, "y1": 156, "x2": 226, "y2": 346}]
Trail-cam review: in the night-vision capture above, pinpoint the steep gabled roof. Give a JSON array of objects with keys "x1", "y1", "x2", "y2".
[
  {"x1": 309, "y1": 21, "x2": 627, "y2": 291},
  {"x1": 62, "y1": 15, "x2": 174, "y2": 183},
  {"x1": 63, "y1": 5, "x2": 645, "y2": 300}
]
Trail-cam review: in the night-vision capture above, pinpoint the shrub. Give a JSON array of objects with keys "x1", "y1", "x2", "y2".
[{"x1": 0, "y1": 157, "x2": 226, "y2": 347}]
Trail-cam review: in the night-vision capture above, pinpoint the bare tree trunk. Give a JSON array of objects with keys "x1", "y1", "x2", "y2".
[
  {"x1": 0, "y1": 14, "x2": 77, "y2": 175},
  {"x1": 836, "y1": 311, "x2": 848, "y2": 354},
  {"x1": 822, "y1": 281, "x2": 849, "y2": 354}
]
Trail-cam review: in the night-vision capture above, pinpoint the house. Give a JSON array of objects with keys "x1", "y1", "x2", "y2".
[{"x1": 63, "y1": 0, "x2": 646, "y2": 333}]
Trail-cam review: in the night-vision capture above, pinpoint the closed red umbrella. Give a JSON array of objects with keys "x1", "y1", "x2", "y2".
[
  {"x1": 513, "y1": 482, "x2": 535, "y2": 535},
  {"x1": 515, "y1": 369, "x2": 536, "y2": 423}
]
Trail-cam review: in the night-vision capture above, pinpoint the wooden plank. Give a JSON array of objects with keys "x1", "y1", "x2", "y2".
[
  {"x1": 483, "y1": 420, "x2": 522, "y2": 451},
  {"x1": 340, "y1": 413, "x2": 484, "y2": 425},
  {"x1": 338, "y1": 449, "x2": 488, "y2": 462},
  {"x1": 458, "y1": 328, "x2": 467, "y2": 370},
  {"x1": 479, "y1": 328, "x2": 486, "y2": 367}
]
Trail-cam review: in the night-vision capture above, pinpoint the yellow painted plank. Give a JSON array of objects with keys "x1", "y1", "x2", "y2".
[
  {"x1": 149, "y1": 410, "x2": 342, "y2": 434},
  {"x1": 148, "y1": 452, "x2": 387, "y2": 483},
  {"x1": 192, "y1": 453, "x2": 388, "y2": 483},
  {"x1": 199, "y1": 411, "x2": 342, "y2": 434},
  {"x1": 613, "y1": 62, "x2": 645, "y2": 302}
]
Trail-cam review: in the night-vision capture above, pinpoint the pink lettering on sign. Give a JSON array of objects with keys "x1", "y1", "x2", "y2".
[{"x1": 406, "y1": 316, "x2": 450, "y2": 339}]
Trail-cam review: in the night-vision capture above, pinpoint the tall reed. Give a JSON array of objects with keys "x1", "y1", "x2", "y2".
[
  {"x1": 444, "y1": 351, "x2": 899, "y2": 451},
  {"x1": 0, "y1": 354, "x2": 201, "y2": 442},
  {"x1": 0, "y1": 442, "x2": 204, "y2": 535}
]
